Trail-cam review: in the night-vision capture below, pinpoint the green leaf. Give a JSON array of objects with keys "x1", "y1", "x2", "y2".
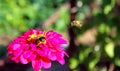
[
  {"x1": 69, "y1": 58, "x2": 79, "y2": 69},
  {"x1": 104, "y1": 42, "x2": 114, "y2": 58},
  {"x1": 104, "y1": 5, "x2": 112, "y2": 15},
  {"x1": 98, "y1": 23, "x2": 110, "y2": 34},
  {"x1": 87, "y1": 52, "x2": 100, "y2": 71},
  {"x1": 98, "y1": 23, "x2": 106, "y2": 34},
  {"x1": 79, "y1": 47, "x2": 92, "y2": 63},
  {"x1": 114, "y1": 57, "x2": 120, "y2": 66}
]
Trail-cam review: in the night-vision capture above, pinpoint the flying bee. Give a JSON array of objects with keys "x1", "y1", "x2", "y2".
[{"x1": 71, "y1": 20, "x2": 83, "y2": 27}]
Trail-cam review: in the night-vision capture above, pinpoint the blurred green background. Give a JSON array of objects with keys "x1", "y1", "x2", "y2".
[{"x1": 0, "y1": 0, "x2": 120, "y2": 71}]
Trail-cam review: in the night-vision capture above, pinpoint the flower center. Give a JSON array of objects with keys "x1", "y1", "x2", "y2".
[{"x1": 28, "y1": 32, "x2": 46, "y2": 45}]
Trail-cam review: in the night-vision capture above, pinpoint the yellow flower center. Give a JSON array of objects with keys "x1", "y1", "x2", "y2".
[
  {"x1": 28, "y1": 32, "x2": 46, "y2": 45},
  {"x1": 27, "y1": 34, "x2": 37, "y2": 41},
  {"x1": 30, "y1": 34, "x2": 36, "y2": 38}
]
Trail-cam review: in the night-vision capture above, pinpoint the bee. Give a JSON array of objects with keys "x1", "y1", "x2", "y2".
[
  {"x1": 37, "y1": 36, "x2": 46, "y2": 42},
  {"x1": 36, "y1": 36, "x2": 46, "y2": 45},
  {"x1": 71, "y1": 20, "x2": 83, "y2": 27}
]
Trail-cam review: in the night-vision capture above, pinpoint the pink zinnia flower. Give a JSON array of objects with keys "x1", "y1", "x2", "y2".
[{"x1": 7, "y1": 29, "x2": 68, "y2": 71}]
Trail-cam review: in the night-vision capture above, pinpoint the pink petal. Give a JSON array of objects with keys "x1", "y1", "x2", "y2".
[
  {"x1": 37, "y1": 48, "x2": 47, "y2": 57},
  {"x1": 30, "y1": 44, "x2": 37, "y2": 51},
  {"x1": 13, "y1": 44, "x2": 21, "y2": 50},
  {"x1": 58, "y1": 58, "x2": 65, "y2": 65},
  {"x1": 20, "y1": 55, "x2": 29, "y2": 64},
  {"x1": 59, "y1": 39, "x2": 67, "y2": 44},
  {"x1": 48, "y1": 52, "x2": 56, "y2": 60},
  {"x1": 13, "y1": 48, "x2": 23, "y2": 57},
  {"x1": 56, "y1": 53, "x2": 65, "y2": 65},
  {"x1": 32, "y1": 60, "x2": 42, "y2": 71},
  {"x1": 11, "y1": 56, "x2": 19, "y2": 63},
  {"x1": 63, "y1": 51, "x2": 69, "y2": 57},
  {"x1": 23, "y1": 44, "x2": 29, "y2": 50},
  {"x1": 15, "y1": 37, "x2": 26, "y2": 43},
  {"x1": 29, "y1": 52, "x2": 36, "y2": 61},
  {"x1": 42, "y1": 57, "x2": 51, "y2": 69},
  {"x1": 23, "y1": 51, "x2": 32, "y2": 58},
  {"x1": 47, "y1": 30, "x2": 62, "y2": 38},
  {"x1": 23, "y1": 51, "x2": 36, "y2": 61}
]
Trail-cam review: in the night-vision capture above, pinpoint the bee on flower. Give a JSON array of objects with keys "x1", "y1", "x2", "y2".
[{"x1": 7, "y1": 29, "x2": 68, "y2": 71}]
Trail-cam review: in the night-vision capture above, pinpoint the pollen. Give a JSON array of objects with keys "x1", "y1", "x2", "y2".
[
  {"x1": 27, "y1": 34, "x2": 37, "y2": 41},
  {"x1": 30, "y1": 34, "x2": 37, "y2": 38}
]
